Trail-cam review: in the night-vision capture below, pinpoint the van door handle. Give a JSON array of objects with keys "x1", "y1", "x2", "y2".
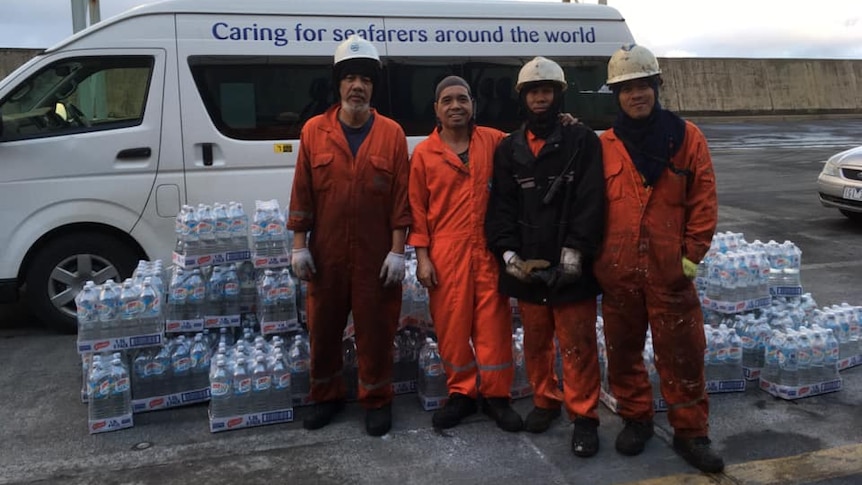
[
  {"x1": 202, "y1": 143, "x2": 214, "y2": 166},
  {"x1": 116, "y1": 147, "x2": 152, "y2": 160}
]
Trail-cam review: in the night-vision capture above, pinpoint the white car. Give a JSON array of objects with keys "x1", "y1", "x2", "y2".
[{"x1": 818, "y1": 145, "x2": 862, "y2": 221}]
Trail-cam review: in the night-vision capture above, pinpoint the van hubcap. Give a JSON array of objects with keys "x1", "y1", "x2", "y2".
[{"x1": 48, "y1": 254, "x2": 119, "y2": 318}]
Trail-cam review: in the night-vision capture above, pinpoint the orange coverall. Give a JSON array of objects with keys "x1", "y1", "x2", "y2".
[
  {"x1": 287, "y1": 106, "x2": 410, "y2": 409},
  {"x1": 407, "y1": 127, "x2": 514, "y2": 399},
  {"x1": 596, "y1": 121, "x2": 718, "y2": 438}
]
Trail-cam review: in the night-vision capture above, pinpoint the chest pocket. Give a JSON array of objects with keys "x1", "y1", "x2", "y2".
[
  {"x1": 368, "y1": 155, "x2": 394, "y2": 196},
  {"x1": 311, "y1": 153, "x2": 335, "y2": 192}
]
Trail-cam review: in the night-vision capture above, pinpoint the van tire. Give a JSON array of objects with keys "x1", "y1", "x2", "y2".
[{"x1": 24, "y1": 233, "x2": 142, "y2": 334}]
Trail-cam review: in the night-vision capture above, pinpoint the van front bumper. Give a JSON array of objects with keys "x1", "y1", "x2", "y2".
[{"x1": 0, "y1": 278, "x2": 19, "y2": 303}]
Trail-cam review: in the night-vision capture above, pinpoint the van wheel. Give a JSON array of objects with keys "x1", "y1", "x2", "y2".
[{"x1": 24, "y1": 233, "x2": 142, "y2": 334}]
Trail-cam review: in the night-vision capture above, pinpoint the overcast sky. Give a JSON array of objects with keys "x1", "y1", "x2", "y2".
[{"x1": 1, "y1": 0, "x2": 859, "y2": 59}]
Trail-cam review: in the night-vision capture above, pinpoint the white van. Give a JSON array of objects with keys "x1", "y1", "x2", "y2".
[{"x1": 0, "y1": 0, "x2": 634, "y2": 331}]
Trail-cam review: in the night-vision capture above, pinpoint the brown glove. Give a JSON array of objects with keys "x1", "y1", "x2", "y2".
[{"x1": 522, "y1": 259, "x2": 552, "y2": 273}]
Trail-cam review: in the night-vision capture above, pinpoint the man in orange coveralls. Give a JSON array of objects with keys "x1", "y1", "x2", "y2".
[
  {"x1": 408, "y1": 76, "x2": 523, "y2": 433},
  {"x1": 287, "y1": 35, "x2": 410, "y2": 437},
  {"x1": 485, "y1": 57, "x2": 606, "y2": 457},
  {"x1": 595, "y1": 44, "x2": 723, "y2": 473}
]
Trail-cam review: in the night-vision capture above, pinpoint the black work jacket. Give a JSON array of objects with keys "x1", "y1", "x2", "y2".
[{"x1": 485, "y1": 122, "x2": 605, "y2": 305}]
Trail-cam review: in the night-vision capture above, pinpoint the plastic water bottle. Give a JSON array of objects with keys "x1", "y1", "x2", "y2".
[
  {"x1": 213, "y1": 203, "x2": 231, "y2": 253},
  {"x1": 796, "y1": 331, "x2": 813, "y2": 385},
  {"x1": 823, "y1": 329, "x2": 840, "y2": 380},
  {"x1": 726, "y1": 328, "x2": 743, "y2": 380},
  {"x1": 206, "y1": 266, "x2": 225, "y2": 318},
  {"x1": 139, "y1": 278, "x2": 162, "y2": 334},
  {"x1": 810, "y1": 331, "x2": 826, "y2": 383},
  {"x1": 288, "y1": 334, "x2": 311, "y2": 398},
  {"x1": 210, "y1": 356, "x2": 232, "y2": 417},
  {"x1": 118, "y1": 280, "x2": 141, "y2": 335},
  {"x1": 423, "y1": 341, "x2": 448, "y2": 398},
  {"x1": 190, "y1": 334, "x2": 211, "y2": 390},
  {"x1": 109, "y1": 355, "x2": 132, "y2": 417},
  {"x1": 132, "y1": 348, "x2": 153, "y2": 399},
  {"x1": 779, "y1": 335, "x2": 799, "y2": 386},
  {"x1": 174, "y1": 206, "x2": 187, "y2": 253},
  {"x1": 171, "y1": 336, "x2": 192, "y2": 393},
  {"x1": 251, "y1": 354, "x2": 272, "y2": 413},
  {"x1": 232, "y1": 356, "x2": 251, "y2": 415},
  {"x1": 181, "y1": 205, "x2": 200, "y2": 256},
  {"x1": 267, "y1": 206, "x2": 287, "y2": 256},
  {"x1": 271, "y1": 349, "x2": 292, "y2": 410},
  {"x1": 88, "y1": 356, "x2": 112, "y2": 420},
  {"x1": 763, "y1": 330, "x2": 783, "y2": 383},
  {"x1": 75, "y1": 281, "x2": 99, "y2": 340},
  {"x1": 97, "y1": 280, "x2": 120, "y2": 339},
  {"x1": 198, "y1": 204, "x2": 216, "y2": 254},
  {"x1": 223, "y1": 264, "x2": 241, "y2": 317},
  {"x1": 277, "y1": 269, "x2": 297, "y2": 324},
  {"x1": 228, "y1": 201, "x2": 249, "y2": 252},
  {"x1": 168, "y1": 268, "x2": 187, "y2": 322},
  {"x1": 186, "y1": 269, "x2": 206, "y2": 321},
  {"x1": 151, "y1": 344, "x2": 172, "y2": 397},
  {"x1": 259, "y1": 270, "x2": 279, "y2": 325},
  {"x1": 708, "y1": 328, "x2": 728, "y2": 381},
  {"x1": 251, "y1": 208, "x2": 269, "y2": 256}
]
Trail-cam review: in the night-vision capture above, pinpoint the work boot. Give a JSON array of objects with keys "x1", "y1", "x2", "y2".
[
  {"x1": 365, "y1": 403, "x2": 392, "y2": 437},
  {"x1": 615, "y1": 419, "x2": 654, "y2": 456},
  {"x1": 571, "y1": 417, "x2": 600, "y2": 457},
  {"x1": 481, "y1": 397, "x2": 523, "y2": 432},
  {"x1": 673, "y1": 436, "x2": 725, "y2": 473},
  {"x1": 432, "y1": 393, "x2": 477, "y2": 429},
  {"x1": 302, "y1": 400, "x2": 345, "y2": 430},
  {"x1": 524, "y1": 405, "x2": 561, "y2": 433}
]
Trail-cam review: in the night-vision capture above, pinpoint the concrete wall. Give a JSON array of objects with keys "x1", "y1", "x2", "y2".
[
  {"x1": 2, "y1": 48, "x2": 861, "y2": 116},
  {"x1": 660, "y1": 58, "x2": 862, "y2": 116},
  {"x1": 0, "y1": 49, "x2": 43, "y2": 80}
]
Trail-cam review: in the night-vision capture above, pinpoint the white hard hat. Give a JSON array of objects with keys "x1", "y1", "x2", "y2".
[
  {"x1": 333, "y1": 34, "x2": 381, "y2": 66},
  {"x1": 516, "y1": 56, "x2": 567, "y2": 93},
  {"x1": 606, "y1": 44, "x2": 661, "y2": 86}
]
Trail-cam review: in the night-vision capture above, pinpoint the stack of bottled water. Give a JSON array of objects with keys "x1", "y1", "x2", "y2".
[
  {"x1": 811, "y1": 303, "x2": 861, "y2": 360},
  {"x1": 88, "y1": 353, "x2": 132, "y2": 420},
  {"x1": 761, "y1": 326, "x2": 840, "y2": 386},
  {"x1": 175, "y1": 201, "x2": 249, "y2": 256},
  {"x1": 702, "y1": 233, "x2": 772, "y2": 303},
  {"x1": 205, "y1": 264, "x2": 242, "y2": 319},
  {"x1": 76, "y1": 260, "x2": 166, "y2": 340},
  {"x1": 167, "y1": 264, "x2": 249, "y2": 325},
  {"x1": 131, "y1": 333, "x2": 213, "y2": 398},
  {"x1": 209, "y1": 332, "x2": 299, "y2": 417},
  {"x1": 257, "y1": 268, "x2": 299, "y2": 332},
  {"x1": 250, "y1": 199, "x2": 290, "y2": 258},
  {"x1": 418, "y1": 337, "x2": 448, "y2": 400}
]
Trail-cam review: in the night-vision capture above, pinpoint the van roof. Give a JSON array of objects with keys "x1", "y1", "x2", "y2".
[{"x1": 48, "y1": 0, "x2": 626, "y2": 52}]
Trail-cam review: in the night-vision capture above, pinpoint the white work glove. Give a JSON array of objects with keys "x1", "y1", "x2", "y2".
[
  {"x1": 503, "y1": 251, "x2": 531, "y2": 283},
  {"x1": 291, "y1": 248, "x2": 316, "y2": 281},
  {"x1": 379, "y1": 251, "x2": 406, "y2": 287},
  {"x1": 556, "y1": 247, "x2": 583, "y2": 285}
]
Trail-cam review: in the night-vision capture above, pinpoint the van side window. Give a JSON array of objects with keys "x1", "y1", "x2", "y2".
[
  {"x1": 0, "y1": 56, "x2": 154, "y2": 142},
  {"x1": 383, "y1": 61, "x2": 461, "y2": 137},
  {"x1": 189, "y1": 57, "x2": 332, "y2": 141},
  {"x1": 563, "y1": 61, "x2": 616, "y2": 130}
]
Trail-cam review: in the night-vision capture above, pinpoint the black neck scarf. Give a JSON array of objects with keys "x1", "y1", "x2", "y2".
[{"x1": 612, "y1": 80, "x2": 687, "y2": 187}]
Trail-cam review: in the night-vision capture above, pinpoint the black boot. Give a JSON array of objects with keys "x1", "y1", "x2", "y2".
[
  {"x1": 615, "y1": 419, "x2": 654, "y2": 456},
  {"x1": 481, "y1": 397, "x2": 523, "y2": 432},
  {"x1": 673, "y1": 436, "x2": 725, "y2": 473},
  {"x1": 365, "y1": 403, "x2": 392, "y2": 437},
  {"x1": 524, "y1": 406, "x2": 561, "y2": 433},
  {"x1": 302, "y1": 400, "x2": 346, "y2": 430},
  {"x1": 432, "y1": 393, "x2": 477, "y2": 429},
  {"x1": 571, "y1": 417, "x2": 600, "y2": 457}
]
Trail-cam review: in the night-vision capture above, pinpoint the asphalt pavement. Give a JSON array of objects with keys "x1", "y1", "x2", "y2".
[{"x1": 1, "y1": 118, "x2": 861, "y2": 485}]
